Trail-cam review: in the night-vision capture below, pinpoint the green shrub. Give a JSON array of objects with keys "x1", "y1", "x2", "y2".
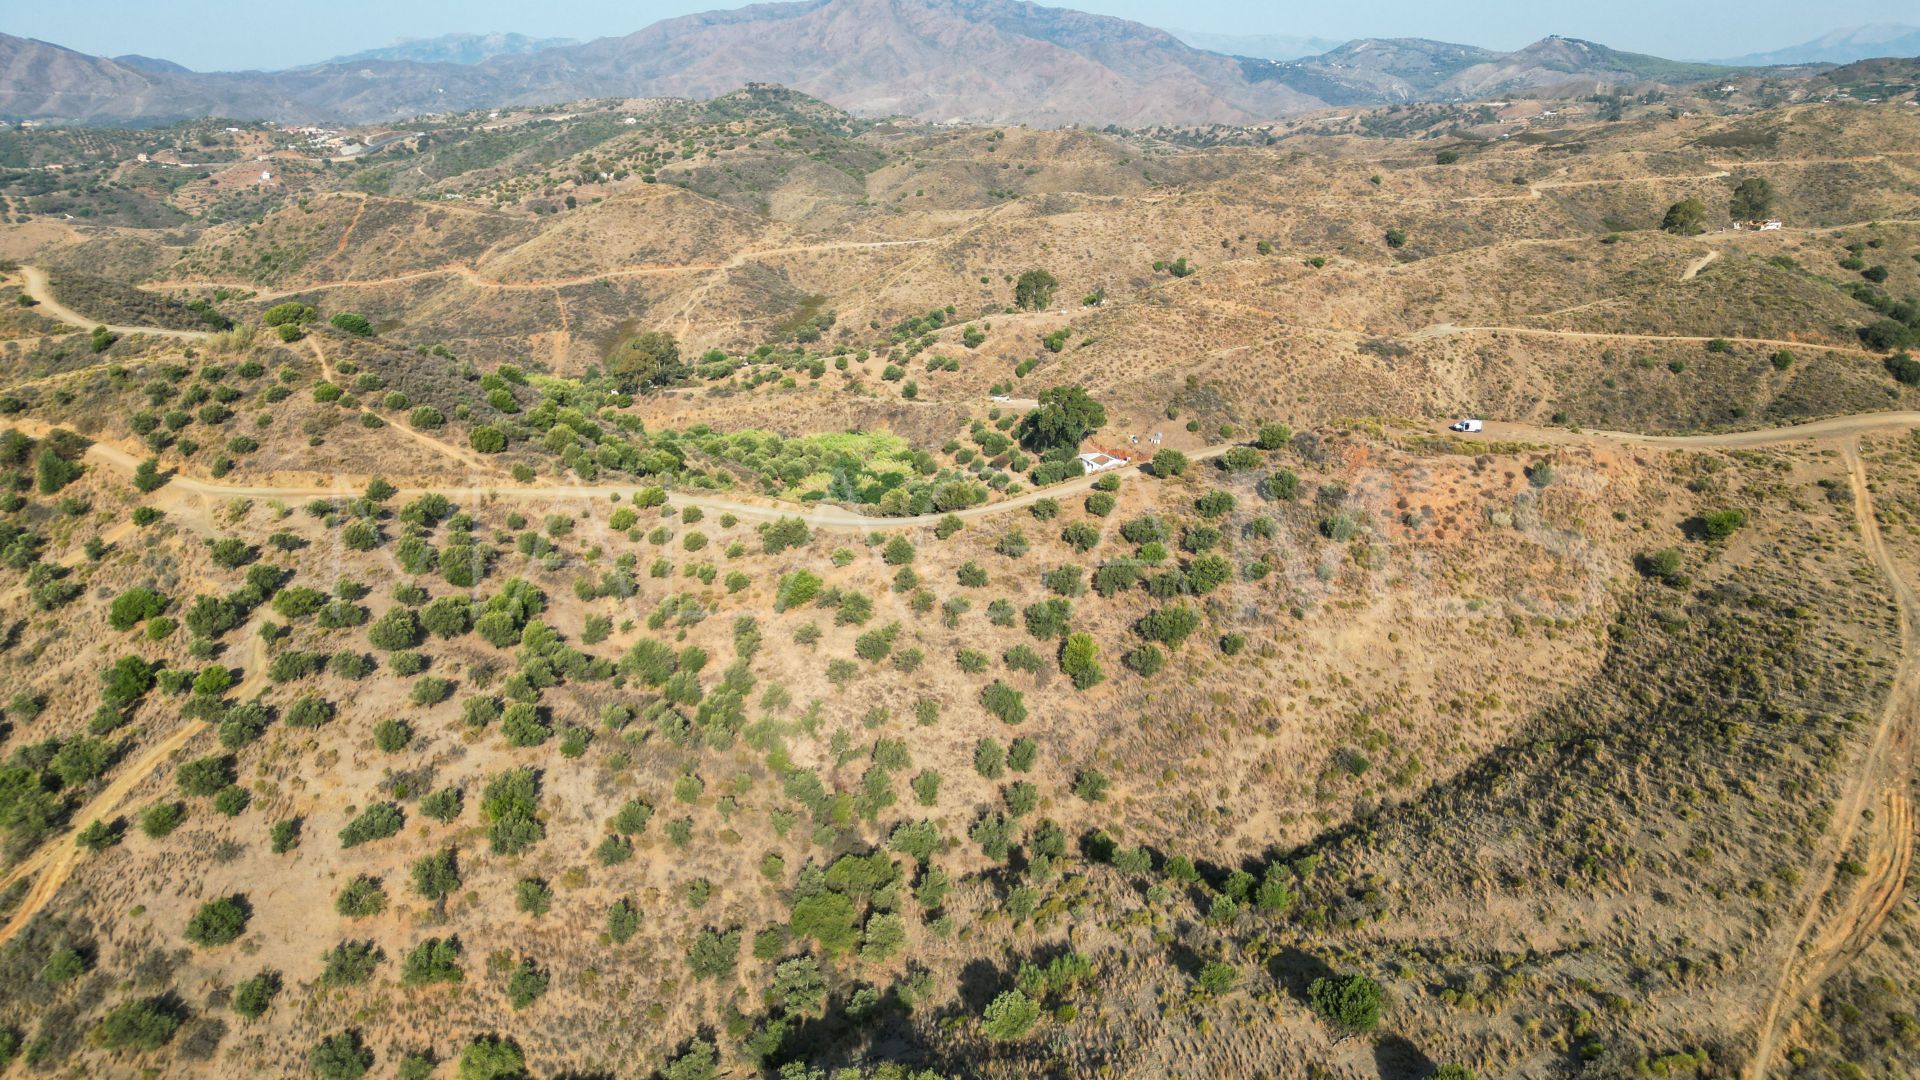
[
  {"x1": 328, "y1": 312, "x2": 373, "y2": 336},
  {"x1": 308, "y1": 1030, "x2": 374, "y2": 1079},
  {"x1": 184, "y1": 895, "x2": 251, "y2": 947},
  {"x1": 335, "y1": 875, "x2": 388, "y2": 918},
  {"x1": 1699, "y1": 508, "x2": 1748, "y2": 540},
  {"x1": 981, "y1": 989, "x2": 1042, "y2": 1040},
  {"x1": 1059, "y1": 632, "x2": 1103, "y2": 690},
  {"x1": 338, "y1": 802, "x2": 403, "y2": 848},
  {"x1": 1307, "y1": 972, "x2": 1383, "y2": 1032},
  {"x1": 980, "y1": 680, "x2": 1028, "y2": 724},
  {"x1": 231, "y1": 971, "x2": 281, "y2": 1018}
]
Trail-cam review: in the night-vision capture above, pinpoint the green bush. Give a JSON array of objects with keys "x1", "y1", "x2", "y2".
[
  {"x1": 980, "y1": 680, "x2": 1028, "y2": 724},
  {"x1": 184, "y1": 894, "x2": 251, "y2": 947},
  {"x1": 263, "y1": 302, "x2": 316, "y2": 327},
  {"x1": 338, "y1": 802, "x2": 403, "y2": 848},
  {"x1": 319, "y1": 941, "x2": 382, "y2": 986},
  {"x1": 335, "y1": 875, "x2": 388, "y2": 918},
  {"x1": 308, "y1": 1030, "x2": 374, "y2": 1079},
  {"x1": 89, "y1": 998, "x2": 180, "y2": 1050},
  {"x1": 1059, "y1": 632, "x2": 1103, "y2": 690},
  {"x1": 1307, "y1": 972, "x2": 1383, "y2": 1032},
  {"x1": 506, "y1": 957, "x2": 549, "y2": 1008},
  {"x1": 412, "y1": 848, "x2": 460, "y2": 899},
  {"x1": 328, "y1": 312, "x2": 374, "y2": 336},
  {"x1": 231, "y1": 971, "x2": 281, "y2": 1018},
  {"x1": 399, "y1": 937, "x2": 464, "y2": 987},
  {"x1": 1660, "y1": 198, "x2": 1706, "y2": 235},
  {"x1": 469, "y1": 426, "x2": 507, "y2": 453},
  {"x1": 1125, "y1": 644, "x2": 1165, "y2": 677},
  {"x1": 981, "y1": 989, "x2": 1042, "y2": 1040},
  {"x1": 1699, "y1": 508, "x2": 1748, "y2": 540}
]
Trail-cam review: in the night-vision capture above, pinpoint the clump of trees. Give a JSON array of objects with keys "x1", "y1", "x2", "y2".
[
  {"x1": 1013, "y1": 269, "x2": 1058, "y2": 311},
  {"x1": 1728, "y1": 177, "x2": 1772, "y2": 221},
  {"x1": 1661, "y1": 198, "x2": 1707, "y2": 235},
  {"x1": 1019, "y1": 386, "x2": 1106, "y2": 455},
  {"x1": 607, "y1": 330, "x2": 687, "y2": 391}
]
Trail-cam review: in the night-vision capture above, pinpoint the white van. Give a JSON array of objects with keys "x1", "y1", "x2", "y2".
[{"x1": 1449, "y1": 419, "x2": 1483, "y2": 433}]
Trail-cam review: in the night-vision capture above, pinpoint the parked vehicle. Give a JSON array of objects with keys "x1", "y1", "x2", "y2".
[{"x1": 1449, "y1": 419, "x2": 1483, "y2": 433}]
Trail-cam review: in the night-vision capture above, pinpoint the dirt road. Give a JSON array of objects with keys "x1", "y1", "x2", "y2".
[
  {"x1": 1741, "y1": 442, "x2": 1919, "y2": 1078},
  {"x1": 17, "y1": 266, "x2": 213, "y2": 342},
  {"x1": 0, "y1": 627, "x2": 268, "y2": 949},
  {"x1": 1680, "y1": 249, "x2": 1719, "y2": 281},
  {"x1": 1410, "y1": 321, "x2": 1868, "y2": 356},
  {"x1": 306, "y1": 338, "x2": 502, "y2": 474},
  {"x1": 136, "y1": 237, "x2": 938, "y2": 305}
]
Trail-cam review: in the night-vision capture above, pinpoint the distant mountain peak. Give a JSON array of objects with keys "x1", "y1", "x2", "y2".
[
  {"x1": 1711, "y1": 23, "x2": 1920, "y2": 67},
  {"x1": 314, "y1": 31, "x2": 578, "y2": 69},
  {"x1": 112, "y1": 54, "x2": 192, "y2": 74}
]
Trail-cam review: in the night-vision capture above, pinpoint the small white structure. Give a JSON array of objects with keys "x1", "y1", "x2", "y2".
[
  {"x1": 260, "y1": 171, "x2": 273, "y2": 182},
  {"x1": 1076, "y1": 451, "x2": 1129, "y2": 473},
  {"x1": 1759, "y1": 220, "x2": 1783, "y2": 231},
  {"x1": 1450, "y1": 419, "x2": 1483, "y2": 433}
]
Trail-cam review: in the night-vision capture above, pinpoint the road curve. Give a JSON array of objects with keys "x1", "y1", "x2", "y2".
[{"x1": 17, "y1": 267, "x2": 213, "y2": 342}]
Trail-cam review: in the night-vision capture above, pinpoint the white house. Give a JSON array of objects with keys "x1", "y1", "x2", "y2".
[{"x1": 1075, "y1": 451, "x2": 1129, "y2": 473}]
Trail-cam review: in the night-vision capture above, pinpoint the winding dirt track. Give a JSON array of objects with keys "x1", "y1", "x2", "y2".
[
  {"x1": 305, "y1": 337, "x2": 503, "y2": 475},
  {"x1": 17, "y1": 267, "x2": 212, "y2": 342}
]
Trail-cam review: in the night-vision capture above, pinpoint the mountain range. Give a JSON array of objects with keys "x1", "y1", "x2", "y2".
[
  {"x1": 1, "y1": 0, "x2": 1915, "y2": 129},
  {"x1": 316, "y1": 32, "x2": 580, "y2": 68},
  {"x1": 1712, "y1": 23, "x2": 1920, "y2": 67},
  {"x1": 1166, "y1": 29, "x2": 1341, "y2": 62}
]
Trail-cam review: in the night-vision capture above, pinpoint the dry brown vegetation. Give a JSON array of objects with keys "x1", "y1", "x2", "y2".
[{"x1": 0, "y1": 79, "x2": 1914, "y2": 1080}]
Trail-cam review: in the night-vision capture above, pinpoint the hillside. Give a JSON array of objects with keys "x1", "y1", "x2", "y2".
[{"x1": 0, "y1": 76, "x2": 1916, "y2": 1080}]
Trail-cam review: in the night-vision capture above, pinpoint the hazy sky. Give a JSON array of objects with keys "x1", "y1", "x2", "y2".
[{"x1": 5, "y1": 0, "x2": 1914, "y2": 71}]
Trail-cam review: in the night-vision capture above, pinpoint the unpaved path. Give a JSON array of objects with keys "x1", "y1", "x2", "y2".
[
  {"x1": 20, "y1": 410, "x2": 1920, "y2": 530},
  {"x1": 24, "y1": 418, "x2": 1231, "y2": 529},
  {"x1": 1411, "y1": 321, "x2": 1867, "y2": 356},
  {"x1": 0, "y1": 626, "x2": 268, "y2": 948},
  {"x1": 1680, "y1": 249, "x2": 1719, "y2": 281},
  {"x1": 328, "y1": 195, "x2": 369, "y2": 261},
  {"x1": 1741, "y1": 442, "x2": 1919, "y2": 1079},
  {"x1": 139, "y1": 237, "x2": 937, "y2": 305},
  {"x1": 306, "y1": 338, "x2": 502, "y2": 475},
  {"x1": 18, "y1": 266, "x2": 212, "y2": 342}
]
